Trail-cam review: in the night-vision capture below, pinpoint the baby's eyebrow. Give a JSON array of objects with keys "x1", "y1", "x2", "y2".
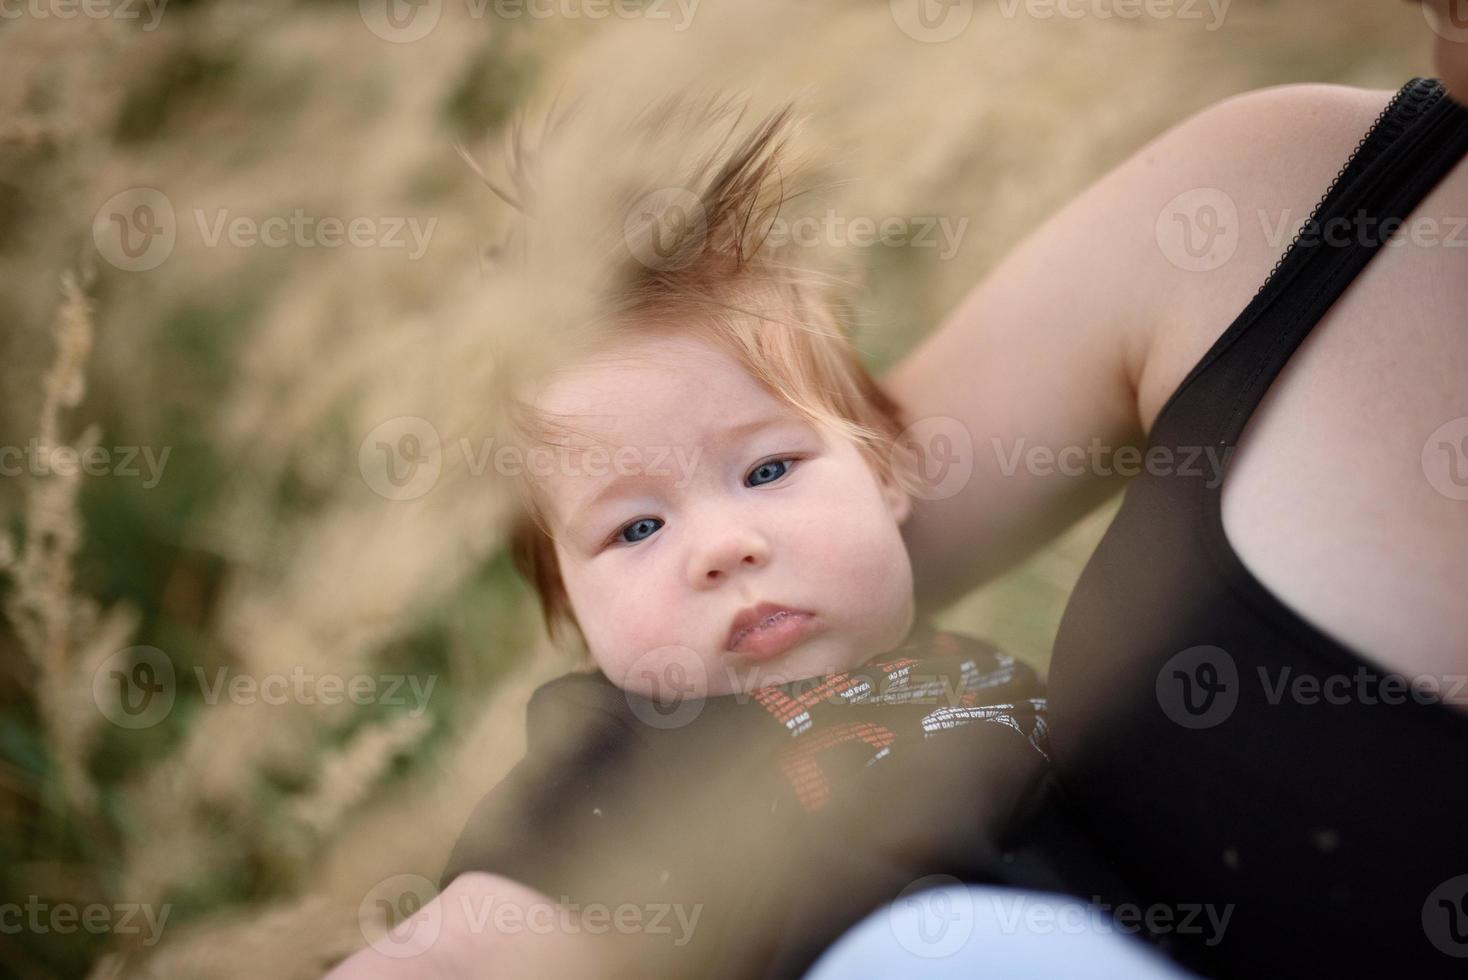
[{"x1": 564, "y1": 413, "x2": 811, "y2": 534}]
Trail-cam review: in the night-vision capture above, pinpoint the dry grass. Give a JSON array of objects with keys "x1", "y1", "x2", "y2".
[{"x1": 0, "y1": 1, "x2": 1433, "y2": 976}]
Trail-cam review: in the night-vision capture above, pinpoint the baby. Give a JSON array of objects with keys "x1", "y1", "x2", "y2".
[
  {"x1": 333, "y1": 95, "x2": 1050, "y2": 980},
  {"x1": 509, "y1": 322, "x2": 921, "y2": 700}
]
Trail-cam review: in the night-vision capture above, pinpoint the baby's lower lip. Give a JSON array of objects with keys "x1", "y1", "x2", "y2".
[{"x1": 728, "y1": 611, "x2": 818, "y2": 660}]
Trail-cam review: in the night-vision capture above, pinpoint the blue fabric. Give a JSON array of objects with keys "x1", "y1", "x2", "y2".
[{"x1": 802, "y1": 883, "x2": 1207, "y2": 979}]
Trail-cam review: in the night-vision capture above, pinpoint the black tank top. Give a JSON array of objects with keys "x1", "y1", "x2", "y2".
[{"x1": 1044, "y1": 78, "x2": 1468, "y2": 977}]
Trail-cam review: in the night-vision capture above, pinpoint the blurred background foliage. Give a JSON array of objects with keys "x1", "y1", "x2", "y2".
[{"x1": 0, "y1": 1, "x2": 1432, "y2": 976}]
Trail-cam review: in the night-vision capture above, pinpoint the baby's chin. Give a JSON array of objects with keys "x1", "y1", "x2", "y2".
[
  {"x1": 713, "y1": 638, "x2": 879, "y2": 696},
  {"x1": 591, "y1": 642, "x2": 853, "y2": 700}
]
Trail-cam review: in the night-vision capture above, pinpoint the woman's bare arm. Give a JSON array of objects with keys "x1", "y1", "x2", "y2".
[
  {"x1": 885, "y1": 84, "x2": 1390, "y2": 609},
  {"x1": 324, "y1": 873, "x2": 614, "y2": 980}
]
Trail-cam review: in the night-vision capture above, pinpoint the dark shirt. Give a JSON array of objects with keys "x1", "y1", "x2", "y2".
[
  {"x1": 441, "y1": 618, "x2": 1051, "y2": 979},
  {"x1": 1044, "y1": 77, "x2": 1468, "y2": 978}
]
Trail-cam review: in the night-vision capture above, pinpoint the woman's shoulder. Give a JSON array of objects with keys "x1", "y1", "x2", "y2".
[
  {"x1": 1181, "y1": 82, "x2": 1394, "y2": 139},
  {"x1": 1116, "y1": 83, "x2": 1403, "y2": 429},
  {"x1": 1143, "y1": 83, "x2": 1397, "y2": 224}
]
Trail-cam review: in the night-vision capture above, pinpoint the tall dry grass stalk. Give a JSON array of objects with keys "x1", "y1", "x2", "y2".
[
  {"x1": 3, "y1": 269, "x2": 141, "y2": 820},
  {"x1": 0, "y1": 1, "x2": 1434, "y2": 976}
]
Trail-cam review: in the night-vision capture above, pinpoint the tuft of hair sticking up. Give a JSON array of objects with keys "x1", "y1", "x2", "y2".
[{"x1": 459, "y1": 90, "x2": 917, "y2": 654}]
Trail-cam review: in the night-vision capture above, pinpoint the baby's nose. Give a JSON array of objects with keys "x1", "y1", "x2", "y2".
[{"x1": 689, "y1": 530, "x2": 770, "y2": 587}]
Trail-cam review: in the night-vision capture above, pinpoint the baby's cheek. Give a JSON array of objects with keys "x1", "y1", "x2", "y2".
[
  {"x1": 825, "y1": 515, "x2": 913, "y2": 637},
  {"x1": 597, "y1": 594, "x2": 693, "y2": 693}
]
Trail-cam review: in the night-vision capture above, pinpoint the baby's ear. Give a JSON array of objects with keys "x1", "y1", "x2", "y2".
[{"x1": 880, "y1": 471, "x2": 913, "y2": 526}]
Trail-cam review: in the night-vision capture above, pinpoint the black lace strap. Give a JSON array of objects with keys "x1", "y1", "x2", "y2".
[{"x1": 1151, "y1": 78, "x2": 1468, "y2": 448}]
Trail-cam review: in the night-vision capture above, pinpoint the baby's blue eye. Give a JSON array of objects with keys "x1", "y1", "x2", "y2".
[
  {"x1": 747, "y1": 458, "x2": 791, "y2": 487},
  {"x1": 608, "y1": 458, "x2": 798, "y2": 548},
  {"x1": 617, "y1": 517, "x2": 662, "y2": 544}
]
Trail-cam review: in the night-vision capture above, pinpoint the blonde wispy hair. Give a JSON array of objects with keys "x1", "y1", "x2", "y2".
[{"x1": 466, "y1": 89, "x2": 921, "y2": 654}]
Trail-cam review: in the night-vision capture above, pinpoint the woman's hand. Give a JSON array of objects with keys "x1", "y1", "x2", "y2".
[{"x1": 324, "y1": 873, "x2": 619, "y2": 980}]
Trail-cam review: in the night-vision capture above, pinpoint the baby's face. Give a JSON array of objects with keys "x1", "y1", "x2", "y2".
[{"x1": 533, "y1": 332, "x2": 915, "y2": 698}]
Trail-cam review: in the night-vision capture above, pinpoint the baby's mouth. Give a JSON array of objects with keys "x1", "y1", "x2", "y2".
[
  {"x1": 727, "y1": 608, "x2": 818, "y2": 660},
  {"x1": 730, "y1": 610, "x2": 795, "y2": 648}
]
